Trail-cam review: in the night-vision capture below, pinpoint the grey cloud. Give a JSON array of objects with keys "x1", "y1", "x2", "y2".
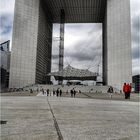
[
  {"x1": 131, "y1": 5, "x2": 140, "y2": 75},
  {"x1": 65, "y1": 50, "x2": 97, "y2": 62},
  {"x1": 0, "y1": 13, "x2": 14, "y2": 43},
  {"x1": 65, "y1": 23, "x2": 102, "y2": 37},
  {"x1": 132, "y1": 16, "x2": 139, "y2": 31},
  {"x1": 87, "y1": 24, "x2": 102, "y2": 35},
  {"x1": 0, "y1": 13, "x2": 13, "y2": 33},
  {"x1": 132, "y1": 15, "x2": 140, "y2": 43},
  {"x1": 55, "y1": 23, "x2": 102, "y2": 70},
  {"x1": 131, "y1": 15, "x2": 140, "y2": 61},
  {"x1": 132, "y1": 32, "x2": 139, "y2": 45},
  {"x1": 64, "y1": 35, "x2": 102, "y2": 62},
  {"x1": 132, "y1": 45, "x2": 140, "y2": 60},
  {"x1": 65, "y1": 23, "x2": 101, "y2": 31},
  {"x1": 52, "y1": 23, "x2": 102, "y2": 66}
]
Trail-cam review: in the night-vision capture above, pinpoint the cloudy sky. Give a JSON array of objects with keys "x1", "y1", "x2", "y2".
[{"x1": 0, "y1": 0, "x2": 140, "y2": 77}]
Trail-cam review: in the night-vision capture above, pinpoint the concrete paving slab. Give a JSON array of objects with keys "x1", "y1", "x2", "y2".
[
  {"x1": 1, "y1": 96, "x2": 139, "y2": 140},
  {"x1": 1, "y1": 97, "x2": 58, "y2": 140},
  {"x1": 49, "y1": 97, "x2": 139, "y2": 140}
]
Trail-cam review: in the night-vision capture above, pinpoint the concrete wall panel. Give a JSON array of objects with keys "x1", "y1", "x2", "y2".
[
  {"x1": 103, "y1": 0, "x2": 132, "y2": 89},
  {"x1": 35, "y1": 2, "x2": 52, "y2": 84},
  {"x1": 9, "y1": 0, "x2": 39, "y2": 88}
]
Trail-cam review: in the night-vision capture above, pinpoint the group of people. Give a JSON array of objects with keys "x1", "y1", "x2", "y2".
[
  {"x1": 108, "y1": 83, "x2": 132, "y2": 99},
  {"x1": 41, "y1": 89, "x2": 50, "y2": 96},
  {"x1": 123, "y1": 83, "x2": 131, "y2": 99},
  {"x1": 70, "y1": 88, "x2": 76, "y2": 98},
  {"x1": 41, "y1": 88, "x2": 63, "y2": 97},
  {"x1": 40, "y1": 83, "x2": 132, "y2": 100},
  {"x1": 41, "y1": 88, "x2": 77, "y2": 98},
  {"x1": 55, "y1": 88, "x2": 62, "y2": 97}
]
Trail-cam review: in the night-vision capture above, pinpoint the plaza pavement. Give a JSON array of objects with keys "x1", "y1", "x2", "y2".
[{"x1": 1, "y1": 96, "x2": 139, "y2": 140}]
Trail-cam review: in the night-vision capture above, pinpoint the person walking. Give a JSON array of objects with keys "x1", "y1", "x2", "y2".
[
  {"x1": 53, "y1": 89, "x2": 56, "y2": 96},
  {"x1": 56, "y1": 88, "x2": 59, "y2": 97},
  {"x1": 127, "y1": 83, "x2": 131, "y2": 99},
  {"x1": 42, "y1": 88, "x2": 44, "y2": 95},
  {"x1": 107, "y1": 86, "x2": 113, "y2": 99},
  {"x1": 70, "y1": 89, "x2": 73, "y2": 97},
  {"x1": 47, "y1": 89, "x2": 49, "y2": 96},
  {"x1": 30, "y1": 89, "x2": 33, "y2": 94},
  {"x1": 60, "y1": 89, "x2": 62, "y2": 97},
  {"x1": 73, "y1": 89, "x2": 76, "y2": 98},
  {"x1": 123, "y1": 83, "x2": 129, "y2": 99}
]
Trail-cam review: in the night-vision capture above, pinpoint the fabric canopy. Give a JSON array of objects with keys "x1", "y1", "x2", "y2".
[{"x1": 48, "y1": 65, "x2": 98, "y2": 81}]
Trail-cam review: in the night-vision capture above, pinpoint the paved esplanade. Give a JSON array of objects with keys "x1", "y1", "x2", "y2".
[{"x1": 1, "y1": 97, "x2": 139, "y2": 140}]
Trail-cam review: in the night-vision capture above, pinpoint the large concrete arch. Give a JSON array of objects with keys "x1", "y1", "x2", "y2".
[{"x1": 9, "y1": 0, "x2": 132, "y2": 90}]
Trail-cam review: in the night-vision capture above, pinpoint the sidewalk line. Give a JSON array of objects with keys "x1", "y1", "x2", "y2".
[{"x1": 46, "y1": 97, "x2": 63, "y2": 140}]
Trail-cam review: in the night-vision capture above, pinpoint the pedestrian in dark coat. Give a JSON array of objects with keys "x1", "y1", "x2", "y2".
[
  {"x1": 60, "y1": 89, "x2": 62, "y2": 97},
  {"x1": 56, "y1": 88, "x2": 59, "y2": 97},
  {"x1": 47, "y1": 89, "x2": 49, "y2": 96},
  {"x1": 53, "y1": 89, "x2": 55, "y2": 96},
  {"x1": 73, "y1": 89, "x2": 76, "y2": 98},
  {"x1": 127, "y1": 83, "x2": 131, "y2": 99},
  {"x1": 70, "y1": 89, "x2": 73, "y2": 97}
]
